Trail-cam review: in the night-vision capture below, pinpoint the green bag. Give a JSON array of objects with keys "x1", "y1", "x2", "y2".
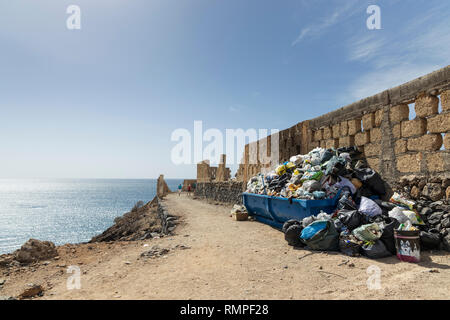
[{"x1": 303, "y1": 220, "x2": 339, "y2": 251}]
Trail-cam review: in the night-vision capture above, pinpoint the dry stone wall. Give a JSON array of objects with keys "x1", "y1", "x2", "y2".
[{"x1": 194, "y1": 181, "x2": 244, "y2": 204}]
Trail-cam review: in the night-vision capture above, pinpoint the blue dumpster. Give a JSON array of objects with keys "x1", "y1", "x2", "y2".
[{"x1": 242, "y1": 192, "x2": 341, "y2": 229}]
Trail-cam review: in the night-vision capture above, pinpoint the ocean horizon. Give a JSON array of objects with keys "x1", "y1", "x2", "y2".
[{"x1": 0, "y1": 178, "x2": 184, "y2": 255}]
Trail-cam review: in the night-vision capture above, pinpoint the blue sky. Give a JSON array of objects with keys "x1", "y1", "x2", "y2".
[{"x1": 1, "y1": 0, "x2": 449, "y2": 179}]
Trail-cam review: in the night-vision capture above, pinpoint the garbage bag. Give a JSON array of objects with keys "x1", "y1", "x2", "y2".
[
  {"x1": 420, "y1": 229, "x2": 441, "y2": 250},
  {"x1": 282, "y1": 219, "x2": 301, "y2": 234},
  {"x1": 325, "y1": 156, "x2": 347, "y2": 176},
  {"x1": 334, "y1": 176, "x2": 356, "y2": 194},
  {"x1": 302, "y1": 220, "x2": 339, "y2": 251},
  {"x1": 302, "y1": 216, "x2": 316, "y2": 228},
  {"x1": 339, "y1": 238, "x2": 362, "y2": 257},
  {"x1": 352, "y1": 223, "x2": 382, "y2": 242},
  {"x1": 388, "y1": 207, "x2": 410, "y2": 224},
  {"x1": 359, "y1": 196, "x2": 382, "y2": 218},
  {"x1": 361, "y1": 240, "x2": 392, "y2": 259},
  {"x1": 302, "y1": 180, "x2": 321, "y2": 193},
  {"x1": 313, "y1": 191, "x2": 326, "y2": 199},
  {"x1": 379, "y1": 217, "x2": 400, "y2": 255},
  {"x1": 337, "y1": 188, "x2": 357, "y2": 211},
  {"x1": 353, "y1": 168, "x2": 386, "y2": 196},
  {"x1": 300, "y1": 220, "x2": 328, "y2": 241},
  {"x1": 320, "y1": 149, "x2": 334, "y2": 164},
  {"x1": 337, "y1": 210, "x2": 365, "y2": 231},
  {"x1": 284, "y1": 224, "x2": 305, "y2": 247}
]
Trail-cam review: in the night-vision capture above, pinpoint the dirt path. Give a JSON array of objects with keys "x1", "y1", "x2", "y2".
[{"x1": 1, "y1": 193, "x2": 449, "y2": 299}]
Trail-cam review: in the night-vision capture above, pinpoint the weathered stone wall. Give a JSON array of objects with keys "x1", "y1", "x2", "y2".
[
  {"x1": 194, "y1": 181, "x2": 244, "y2": 204},
  {"x1": 235, "y1": 65, "x2": 450, "y2": 201}
]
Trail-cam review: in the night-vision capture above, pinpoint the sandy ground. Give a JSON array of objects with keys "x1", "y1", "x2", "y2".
[{"x1": 1, "y1": 192, "x2": 449, "y2": 300}]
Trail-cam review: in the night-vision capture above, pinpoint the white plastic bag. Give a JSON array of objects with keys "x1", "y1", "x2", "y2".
[
  {"x1": 388, "y1": 207, "x2": 409, "y2": 224},
  {"x1": 359, "y1": 196, "x2": 382, "y2": 217}
]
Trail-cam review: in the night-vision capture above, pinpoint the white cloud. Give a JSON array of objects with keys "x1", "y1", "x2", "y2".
[
  {"x1": 344, "y1": 3, "x2": 450, "y2": 102},
  {"x1": 292, "y1": 0, "x2": 363, "y2": 46}
]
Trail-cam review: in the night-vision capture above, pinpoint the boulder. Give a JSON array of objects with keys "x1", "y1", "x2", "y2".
[
  {"x1": 428, "y1": 212, "x2": 444, "y2": 225},
  {"x1": 14, "y1": 239, "x2": 58, "y2": 264},
  {"x1": 442, "y1": 234, "x2": 450, "y2": 252},
  {"x1": 422, "y1": 184, "x2": 444, "y2": 201},
  {"x1": 19, "y1": 284, "x2": 43, "y2": 299}
]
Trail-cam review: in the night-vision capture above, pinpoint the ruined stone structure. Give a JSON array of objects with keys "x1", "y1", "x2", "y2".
[
  {"x1": 196, "y1": 155, "x2": 230, "y2": 183},
  {"x1": 156, "y1": 174, "x2": 171, "y2": 198}
]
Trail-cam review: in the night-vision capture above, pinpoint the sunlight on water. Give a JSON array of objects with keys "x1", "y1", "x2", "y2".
[{"x1": 0, "y1": 179, "x2": 183, "y2": 254}]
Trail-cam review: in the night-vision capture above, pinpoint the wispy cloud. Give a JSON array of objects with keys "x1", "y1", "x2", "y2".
[
  {"x1": 344, "y1": 2, "x2": 450, "y2": 102},
  {"x1": 291, "y1": 0, "x2": 363, "y2": 46}
]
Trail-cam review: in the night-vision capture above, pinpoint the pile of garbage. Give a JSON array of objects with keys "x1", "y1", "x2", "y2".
[
  {"x1": 245, "y1": 147, "x2": 447, "y2": 260},
  {"x1": 246, "y1": 146, "x2": 385, "y2": 200}
]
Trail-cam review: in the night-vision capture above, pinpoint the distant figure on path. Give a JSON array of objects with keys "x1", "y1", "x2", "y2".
[
  {"x1": 178, "y1": 183, "x2": 182, "y2": 196},
  {"x1": 187, "y1": 184, "x2": 192, "y2": 196}
]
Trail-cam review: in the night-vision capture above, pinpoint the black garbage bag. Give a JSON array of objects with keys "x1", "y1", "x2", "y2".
[
  {"x1": 337, "y1": 188, "x2": 357, "y2": 211},
  {"x1": 320, "y1": 149, "x2": 334, "y2": 164},
  {"x1": 420, "y1": 229, "x2": 441, "y2": 250},
  {"x1": 337, "y1": 146, "x2": 362, "y2": 157},
  {"x1": 353, "y1": 168, "x2": 386, "y2": 196},
  {"x1": 355, "y1": 185, "x2": 374, "y2": 200},
  {"x1": 374, "y1": 200, "x2": 397, "y2": 215},
  {"x1": 337, "y1": 210, "x2": 364, "y2": 231},
  {"x1": 282, "y1": 219, "x2": 301, "y2": 234},
  {"x1": 361, "y1": 240, "x2": 392, "y2": 259},
  {"x1": 284, "y1": 224, "x2": 305, "y2": 247},
  {"x1": 339, "y1": 238, "x2": 361, "y2": 257},
  {"x1": 379, "y1": 217, "x2": 400, "y2": 255},
  {"x1": 325, "y1": 156, "x2": 348, "y2": 176},
  {"x1": 268, "y1": 173, "x2": 291, "y2": 192}
]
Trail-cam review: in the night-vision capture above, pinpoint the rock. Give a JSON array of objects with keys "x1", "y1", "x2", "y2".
[
  {"x1": 422, "y1": 184, "x2": 444, "y2": 201},
  {"x1": 441, "y1": 217, "x2": 450, "y2": 229},
  {"x1": 442, "y1": 234, "x2": 450, "y2": 252},
  {"x1": 0, "y1": 279, "x2": 5, "y2": 285},
  {"x1": 14, "y1": 239, "x2": 58, "y2": 264},
  {"x1": 410, "y1": 186, "x2": 420, "y2": 199},
  {"x1": 428, "y1": 212, "x2": 444, "y2": 225},
  {"x1": 19, "y1": 284, "x2": 43, "y2": 299},
  {"x1": 420, "y1": 207, "x2": 433, "y2": 217},
  {"x1": 446, "y1": 186, "x2": 450, "y2": 201},
  {"x1": 430, "y1": 201, "x2": 444, "y2": 209},
  {"x1": 0, "y1": 296, "x2": 16, "y2": 300},
  {"x1": 440, "y1": 228, "x2": 449, "y2": 237}
]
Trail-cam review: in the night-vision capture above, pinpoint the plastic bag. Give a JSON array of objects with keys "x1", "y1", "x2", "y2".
[
  {"x1": 302, "y1": 220, "x2": 339, "y2": 251},
  {"x1": 353, "y1": 168, "x2": 386, "y2": 196},
  {"x1": 361, "y1": 240, "x2": 392, "y2": 259},
  {"x1": 302, "y1": 180, "x2": 321, "y2": 193},
  {"x1": 284, "y1": 224, "x2": 304, "y2": 247},
  {"x1": 378, "y1": 217, "x2": 400, "y2": 255},
  {"x1": 402, "y1": 210, "x2": 425, "y2": 225},
  {"x1": 390, "y1": 192, "x2": 415, "y2": 210},
  {"x1": 339, "y1": 238, "x2": 362, "y2": 257},
  {"x1": 388, "y1": 206, "x2": 409, "y2": 224},
  {"x1": 352, "y1": 223, "x2": 382, "y2": 242},
  {"x1": 325, "y1": 156, "x2": 347, "y2": 176},
  {"x1": 337, "y1": 210, "x2": 365, "y2": 231},
  {"x1": 359, "y1": 196, "x2": 382, "y2": 217},
  {"x1": 334, "y1": 176, "x2": 356, "y2": 194}
]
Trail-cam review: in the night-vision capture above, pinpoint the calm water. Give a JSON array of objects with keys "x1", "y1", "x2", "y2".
[{"x1": 0, "y1": 179, "x2": 183, "y2": 254}]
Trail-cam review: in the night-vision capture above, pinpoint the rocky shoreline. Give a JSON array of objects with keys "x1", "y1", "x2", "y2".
[{"x1": 0, "y1": 196, "x2": 178, "y2": 299}]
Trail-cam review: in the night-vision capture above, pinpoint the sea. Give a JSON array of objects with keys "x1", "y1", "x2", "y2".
[{"x1": 0, "y1": 178, "x2": 184, "y2": 255}]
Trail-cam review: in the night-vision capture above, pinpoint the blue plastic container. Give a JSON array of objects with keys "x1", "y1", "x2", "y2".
[{"x1": 242, "y1": 192, "x2": 341, "y2": 229}]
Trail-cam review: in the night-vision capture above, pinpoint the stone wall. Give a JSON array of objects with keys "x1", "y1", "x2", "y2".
[
  {"x1": 194, "y1": 181, "x2": 244, "y2": 204},
  {"x1": 234, "y1": 65, "x2": 450, "y2": 201}
]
